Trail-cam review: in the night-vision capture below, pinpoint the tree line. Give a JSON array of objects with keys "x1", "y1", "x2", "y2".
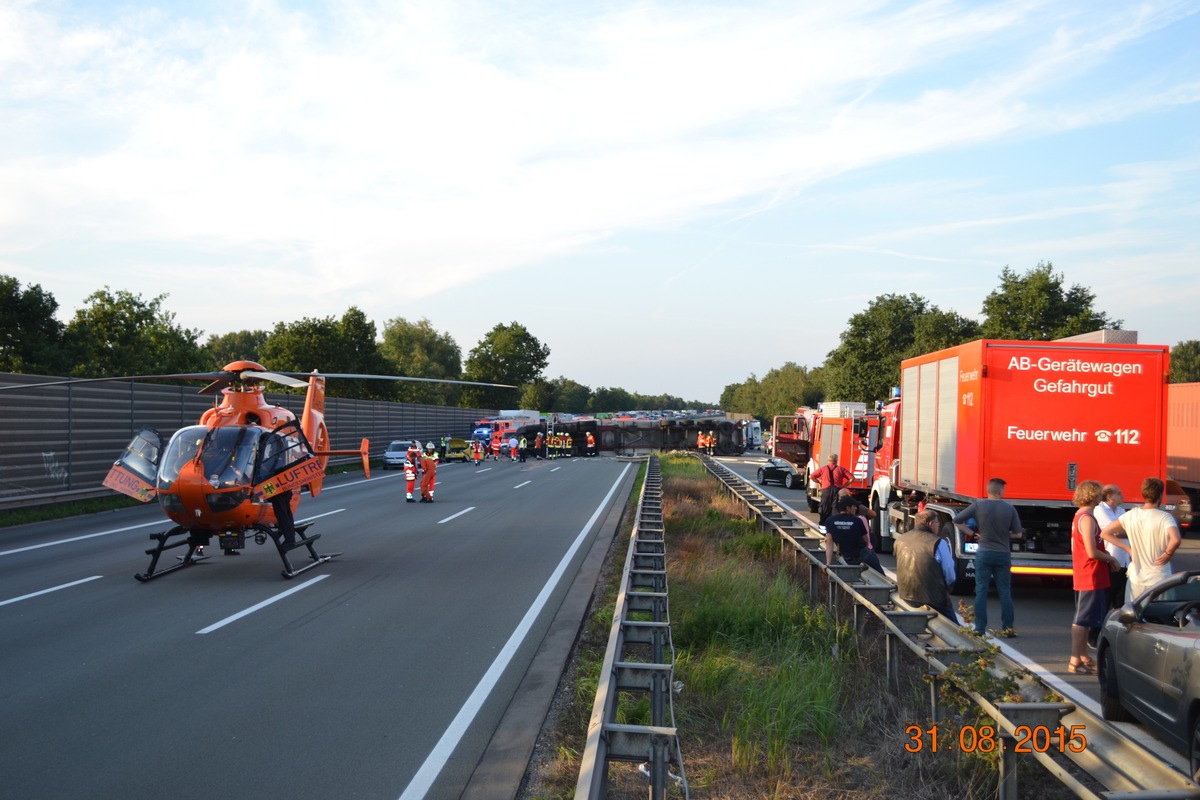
[
  {"x1": 720, "y1": 263, "x2": 1200, "y2": 421},
  {"x1": 0, "y1": 275, "x2": 709, "y2": 412}
]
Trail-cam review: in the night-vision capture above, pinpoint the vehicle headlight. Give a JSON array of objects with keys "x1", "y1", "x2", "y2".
[
  {"x1": 159, "y1": 493, "x2": 184, "y2": 514},
  {"x1": 206, "y1": 489, "x2": 249, "y2": 513}
]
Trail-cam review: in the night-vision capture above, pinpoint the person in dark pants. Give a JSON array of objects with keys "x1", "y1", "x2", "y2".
[
  {"x1": 814, "y1": 453, "x2": 852, "y2": 525},
  {"x1": 955, "y1": 477, "x2": 1024, "y2": 638},
  {"x1": 894, "y1": 509, "x2": 957, "y2": 622},
  {"x1": 270, "y1": 489, "x2": 297, "y2": 548},
  {"x1": 823, "y1": 495, "x2": 883, "y2": 574}
]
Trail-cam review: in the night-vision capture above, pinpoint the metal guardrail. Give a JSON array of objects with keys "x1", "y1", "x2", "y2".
[
  {"x1": 577, "y1": 455, "x2": 688, "y2": 800},
  {"x1": 0, "y1": 371, "x2": 493, "y2": 511},
  {"x1": 701, "y1": 455, "x2": 1200, "y2": 800}
]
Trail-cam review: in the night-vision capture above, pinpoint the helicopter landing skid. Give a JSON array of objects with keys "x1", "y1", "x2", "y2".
[
  {"x1": 272, "y1": 523, "x2": 340, "y2": 580},
  {"x1": 134, "y1": 527, "x2": 210, "y2": 582}
]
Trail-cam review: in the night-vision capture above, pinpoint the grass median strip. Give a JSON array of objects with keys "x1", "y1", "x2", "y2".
[{"x1": 520, "y1": 454, "x2": 1083, "y2": 799}]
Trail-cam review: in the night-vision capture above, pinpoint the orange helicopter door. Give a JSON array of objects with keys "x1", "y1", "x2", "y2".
[
  {"x1": 252, "y1": 422, "x2": 322, "y2": 501},
  {"x1": 103, "y1": 427, "x2": 163, "y2": 502}
]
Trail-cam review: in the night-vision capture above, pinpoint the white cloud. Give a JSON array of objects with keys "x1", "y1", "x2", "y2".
[{"x1": 1, "y1": 0, "x2": 1197, "y2": 398}]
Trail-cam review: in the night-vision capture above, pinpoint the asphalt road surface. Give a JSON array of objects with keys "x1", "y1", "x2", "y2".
[
  {"x1": 721, "y1": 451, "x2": 1200, "y2": 777},
  {"x1": 0, "y1": 455, "x2": 636, "y2": 800}
]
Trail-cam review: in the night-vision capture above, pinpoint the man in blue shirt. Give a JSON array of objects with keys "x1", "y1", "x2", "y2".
[{"x1": 895, "y1": 509, "x2": 957, "y2": 622}]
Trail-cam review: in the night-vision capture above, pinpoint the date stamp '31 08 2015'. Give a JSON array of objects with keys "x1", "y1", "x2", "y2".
[{"x1": 904, "y1": 724, "x2": 1088, "y2": 754}]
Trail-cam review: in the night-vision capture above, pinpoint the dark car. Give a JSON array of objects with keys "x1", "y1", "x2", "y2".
[
  {"x1": 1164, "y1": 479, "x2": 1193, "y2": 531},
  {"x1": 1097, "y1": 570, "x2": 1200, "y2": 780},
  {"x1": 756, "y1": 458, "x2": 801, "y2": 489}
]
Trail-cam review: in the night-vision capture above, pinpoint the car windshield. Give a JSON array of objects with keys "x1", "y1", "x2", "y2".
[{"x1": 1152, "y1": 574, "x2": 1200, "y2": 603}]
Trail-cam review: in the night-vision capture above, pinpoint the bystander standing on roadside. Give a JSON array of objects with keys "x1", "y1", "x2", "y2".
[
  {"x1": 814, "y1": 454, "x2": 852, "y2": 526},
  {"x1": 1093, "y1": 484, "x2": 1129, "y2": 609},
  {"x1": 1068, "y1": 481, "x2": 1119, "y2": 674},
  {"x1": 894, "y1": 509, "x2": 957, "y2": 623},
  {"x1": 954, "y1": 477, "x2": 1024, "y2": 638},
  {"x1": 1100, "y1": 476, "x2": 1181, "y2": 601}
]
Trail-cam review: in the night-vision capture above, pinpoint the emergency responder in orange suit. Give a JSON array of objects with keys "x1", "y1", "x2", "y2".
[
  {"x1": 472, "y1": 438, "x2": 484, "y2": 466},
  {"x1": 419, "y1": 443, "x2": 438, "y2": 502},
  {"x1": 534, "y1": 431, "x2": 544, "y2": 459},
  {"x1": 586, "y1": 431, "x2": 596, "y2": 456},
  {"x1": 697, "y1": 431, "x2": 705, "y2": 451},
  {"x1": 403, "y1": 452, "x2": 418, "y2": 502},
  {"x1": 491, "y1": 436, "x2": 501, "y2": 461}
]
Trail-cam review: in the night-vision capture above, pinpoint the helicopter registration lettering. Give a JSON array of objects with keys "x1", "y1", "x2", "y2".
[
  {"x1": 256, "y1": 456, "x2": 322, "y2": 499},
  {"x1": 102, "y1": 464, "x2": 156, "y2": 502}
]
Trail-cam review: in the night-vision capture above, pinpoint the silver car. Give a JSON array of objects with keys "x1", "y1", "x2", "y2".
[
  {"x1": 382, "y1": 440, "x2": 421, "y2": 470},
  {"x1": 1097, "y1": 570, "x2": 1200, "y2": 781}
]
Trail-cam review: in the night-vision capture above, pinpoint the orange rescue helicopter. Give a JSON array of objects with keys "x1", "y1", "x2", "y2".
[{"x1": 3, "y1": 361, "x2": 510, "y2": 581}]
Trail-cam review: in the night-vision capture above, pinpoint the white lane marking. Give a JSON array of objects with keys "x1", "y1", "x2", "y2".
[
  {"x1": 0, "y1": 508, "x2": 345, "y2": 559},
  {"x1": 476, "y1": 467, "x2": 492, "y2": 473},
  {"x1": 0, "y1": 576, "x2": 104, "y2": 607},
  {"x1": 0, "y1": 521, "x2": 162, "y2": 557},
  {"x1": 513, "y1": 481, "x2": 531, "y2": 489},
  {"x1": 550, "y1": 467, "x2": 561, "y2": 472},
  {"x1": 438, "y1": 508, "x2": 475, "y2": 524},
  {"x1": 298, "y1": 509, "x2": 345, "y2": 523},
  {"x1": 397, "y1": 463, "x2": 632, "y2": 800},
  {"x1": 196, "y1": 575, "x2": 329, "y2": 634}
]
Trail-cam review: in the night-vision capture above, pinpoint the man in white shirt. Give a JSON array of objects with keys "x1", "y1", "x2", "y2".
[
  {"x1": 1101, "y1": 477, "x2": 1181, "y2": 602},
  {"x1": 1093, "y1": 484, "x2": 1128, "y2": 609}
]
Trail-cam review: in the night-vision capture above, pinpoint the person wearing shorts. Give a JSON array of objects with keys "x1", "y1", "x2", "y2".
[{"x1": 1069, "y1": 480, "x2": 1120, "y2": 674}]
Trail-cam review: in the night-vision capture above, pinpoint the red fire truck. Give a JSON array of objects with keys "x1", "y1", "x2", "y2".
[
  {"x1": 769, "y1": 408, "x2": 815, "y2": 483},
  {"x1": 804, "y1": 402, "x2": 872, "y2": 513},
  {"x1": 1168, "y1": 382, "x2": 1200, "y2": 513},
  {"x1": 828, "y1": 339, "x2": 1170, "y2": 593}
]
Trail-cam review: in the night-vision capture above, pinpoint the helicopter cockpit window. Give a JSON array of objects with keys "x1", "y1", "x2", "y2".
[
  {"x1": 116, "y1": 427, "x2": 162, "y2": 485},
  {"x1": 158, "y1": 426, "x2": 207, "y2": 489},
  {"x1": 200, "y1": 426, "x2": 263, "y2": 488}
]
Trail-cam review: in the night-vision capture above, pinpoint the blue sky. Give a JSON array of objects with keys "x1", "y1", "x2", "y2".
[{"x1": 2, "y1": 1, "x2": 1198, "y2": 403}]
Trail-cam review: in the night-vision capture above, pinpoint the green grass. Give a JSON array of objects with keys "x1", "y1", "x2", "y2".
[{"x1": 521, "y1": 452, "x2": 1087, "y2": 798}]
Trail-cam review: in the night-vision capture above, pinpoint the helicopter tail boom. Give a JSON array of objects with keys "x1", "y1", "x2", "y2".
[{"x1": 313, "y1": 438, "x2": 371, "y2": 480}]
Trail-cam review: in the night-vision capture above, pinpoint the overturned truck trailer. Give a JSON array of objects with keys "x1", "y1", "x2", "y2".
[{"x1": 522, "y1": 417, "x2": 745, "y2": 456}]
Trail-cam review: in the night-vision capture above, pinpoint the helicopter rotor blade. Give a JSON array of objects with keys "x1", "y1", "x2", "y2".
[
  {"x1": 239, "y1": 370, "x2": 310, "y2": 388},
  {"x1": 302, "y1": 373, "x2": 517, "y2": 388},
  {"x1": 0, "y1": 371, "x2": 233, "y2": 392},
  {"x1": 1, "y1": 369, "x2": 514, "y2": 392}
]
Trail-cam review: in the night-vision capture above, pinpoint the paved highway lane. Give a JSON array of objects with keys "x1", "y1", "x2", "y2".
[
  {"x1": 718, "y1": 452, "x2": 1200, "y2": 778},
  {"x1": 0, "y1": 456, "x2": 636, "y2": 800}
]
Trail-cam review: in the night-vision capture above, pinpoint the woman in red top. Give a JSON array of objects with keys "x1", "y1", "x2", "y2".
[{"x1": 1069, "y1": 480, "x2": 1120, "y2": 674}]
